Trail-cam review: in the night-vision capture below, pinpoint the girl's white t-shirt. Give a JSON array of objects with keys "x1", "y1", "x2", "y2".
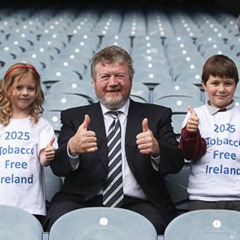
[
  {"x1": 182, "y1": 105, "x2": 240, "y2": 201},
  {"x1": 0, "y1": 117, "x2": 57, "y2": 215}
]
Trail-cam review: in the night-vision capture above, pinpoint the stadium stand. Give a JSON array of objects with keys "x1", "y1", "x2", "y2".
[{"x1": 0, "y1": 0, "x2": 239, "y2": 239}]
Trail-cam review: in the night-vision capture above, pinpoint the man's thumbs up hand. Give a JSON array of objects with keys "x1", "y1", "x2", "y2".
[
  {"x1": 136, "y1": 118, "x2": 160, "y2": 157},
  {"x1": 69, "y1": 114, "x2": 97, "y2": 155}
]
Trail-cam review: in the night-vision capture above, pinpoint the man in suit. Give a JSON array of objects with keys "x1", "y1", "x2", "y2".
[{"x1": 46, "y1": 45, "x2": 184, "y2": 234}]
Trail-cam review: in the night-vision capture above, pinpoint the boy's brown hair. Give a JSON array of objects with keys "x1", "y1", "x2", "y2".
[{"x1": 202, "y1": 54, "x2": 239, "y2": 85}]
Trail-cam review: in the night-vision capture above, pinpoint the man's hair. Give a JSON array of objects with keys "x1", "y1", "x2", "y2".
[
  {"x1": 90, "y1": 45, "x2": 135, "y2": 80},
  {"x1": 202, "y1": 54, "x2": 239, "y2": 85}
]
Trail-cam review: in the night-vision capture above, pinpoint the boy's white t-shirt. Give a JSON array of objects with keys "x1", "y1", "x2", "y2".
[
  {"x1": 182, "y1": 104, "x2": 240, "y2": 201},
  {"x1": 0, "y1": 117, "x2": 57, "y2": 215}
]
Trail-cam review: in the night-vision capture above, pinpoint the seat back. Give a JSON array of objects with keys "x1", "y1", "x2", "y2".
[
  {"x1": 155, "y1": 96, "x2": 203, "y2": 114},
  {"x1": 164, "y1": 164, "x2": 190, "y2": 214},
  {"x1": 42, "y1": 111, "x2": 62, "y2": 133},
  {"x1": 0, "y1": 204, "x2": 43, "y2": 240},
  {"x1": 153, "y1": 82, "x2": 202, "y2": 103},
  {"x1": 164, "y1": 209, "x2": 240, "y2": 240},
  {"x1": 44, "y1": 166, "x2": 63, "y2": 206},
  {"x1": 44, "y1": 93, "x2": 89, "y2": 111},
  {"x1": 49, "y1": 80, "x2": 97, "y2": 104},
  {"x1": 49, "y1": 207, "x2": 158, "y2": 240},
  {"x1": 131, "y1": 82, "x2": 150, "y2": 103}
]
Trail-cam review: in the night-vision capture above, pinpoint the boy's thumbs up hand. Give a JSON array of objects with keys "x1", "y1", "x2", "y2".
[{"x1": 186, "y1": 106, "x2": 199, "y2": 133}]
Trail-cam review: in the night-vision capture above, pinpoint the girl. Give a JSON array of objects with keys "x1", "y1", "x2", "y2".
[{"x1": 0, "y1": 62, "x2": 58, "y2": 224}]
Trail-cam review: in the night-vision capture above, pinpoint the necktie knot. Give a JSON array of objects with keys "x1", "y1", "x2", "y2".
[{"x1": 108, "y1": 111, "x2": 120, "y2": 119}]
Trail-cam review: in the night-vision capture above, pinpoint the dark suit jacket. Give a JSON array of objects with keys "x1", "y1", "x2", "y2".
[{"x1": 50, "y1": 100, "x2": 184, "y2": 221}]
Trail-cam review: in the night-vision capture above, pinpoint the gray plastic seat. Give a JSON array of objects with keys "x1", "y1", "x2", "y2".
[
  {"x1": 154, "y1": 96, "x2": 203, "y2": 114},
  {"x1": 164, "y1": 209, "x2": 240, "y2": 240},
  {"x1": 153, "y1": 82, "x2": 202, "y2": 103},
  {"x1": 49, "y1": 80, "x2": 96, "y2": 104},
  {"x1": 44, "y1": 166, "x2": 63, "y2": 206},
  {"x1": 171, "y1": 114, "x2": 185, "y2": 136},
  {"x1": 44, "y1": 93, "x2": 89, "y2": 111},
  {"x1": 42, "y1": 110, "x2": 62, "y2": 133},
  {"x1": 49, "y1": 207, "x2": 158, "y2": 240},
  {"x1": 0, "y1": 204, "x2": 43, "y2": 240},
  {"x1": 131, "y1": 82, "x2": 150, "y2": 103},
  {"x1": 164, "y1": 164, "x2": 190, "y2": 214}
]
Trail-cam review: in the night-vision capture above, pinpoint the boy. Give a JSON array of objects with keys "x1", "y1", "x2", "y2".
[{"x1": 180, "y1": 54, "x2": 240, "y2": 211}]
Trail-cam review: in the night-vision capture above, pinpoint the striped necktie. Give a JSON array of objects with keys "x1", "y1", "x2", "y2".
[{"x1": 103, "y1": 111, "x2": 124, "y2": 207}]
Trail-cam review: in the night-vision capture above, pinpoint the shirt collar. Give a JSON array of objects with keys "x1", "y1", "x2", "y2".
[
  {"x1": 101, "y1": 99, "x2": 130, "y2": 116},
  {"x1": 206, "y1": 99, "x2": 235, "y2": 115}
]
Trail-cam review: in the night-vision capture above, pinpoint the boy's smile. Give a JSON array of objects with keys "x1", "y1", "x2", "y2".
[{"x1": 202, "y1": 75, "x2": 236, "y2": 109}]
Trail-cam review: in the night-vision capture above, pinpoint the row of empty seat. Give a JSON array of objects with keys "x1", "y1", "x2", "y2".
[
  {"x1": 0, "y1": 2, "x2": 239, "y2": 87},
  {"x1": 1, "y1": 202, "x2": 240, "y2": 240}
]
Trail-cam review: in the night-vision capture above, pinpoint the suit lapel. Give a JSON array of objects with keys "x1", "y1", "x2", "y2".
[
  {"x1": 88, "y1": 103, "x2": 109, "y2": 171},
  {"x1": 125, "y1": 101, "x2": 144, "y2": 172}
]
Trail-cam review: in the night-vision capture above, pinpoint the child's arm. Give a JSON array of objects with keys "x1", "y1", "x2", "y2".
[
  {"x1": 39, "y1": 137, "x2": 56, "y2": 167},
  {"x1": 179, "y1": 106, "x2": 207, "y2": 160}
]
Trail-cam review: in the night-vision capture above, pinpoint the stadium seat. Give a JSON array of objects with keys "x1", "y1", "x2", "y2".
[
  {"x1": 41, "y1": 66, "x2": 81, "y2": 89},
  {"x1": 154, "y1": 96, "x2": 203, "y2": 114},
  {"x1": 43, "y1": 110, "x2": 62, "y2": 133},
  {"x1": 164, "y1": 164, "x2": 190, "y2": 214},
  {"x1": 0, "y1": 50, "x2": 15, "y2": 67},
  {"x1": 3, "y1": 58, "x2": 45, "y2": 73},
  {"x1": 130, "y1": 82, "x2": 150, "y2": 103},
  {"x1": 70, "y1": 32, "x2": 99, "y2": 52},
  {"x1": 49, "y1": 80, "x2": 96, "y2": 103},
  {"x1": 44, "y1": 93, "x2": 89, "y2": 111},
  {"x1": 18, "y1": 49, "x2": 53, "y2": 66},
  {"x1": 49, "y1": 207, "x2": 158, "y2": 240},
  {"x1": 1, "y1": 43, "x2": 23, "y2": 58},
  {"x1": 133, "y1": 70, "x2": 167, "y2": 88},
  {"x1": 171, "y1": 114, "x2": 185, "y2": 137},
  {"x1": 44, "y1": 166, "x2": 63, "y2": 208},
  {"x1": 0, "y1": 204, "x2": 43, "y2": 240},
  {"x1": 164, "y1": 209, "x2": 240, "y2": 239},
  {"x1": 153, "y1": 82, "x2": 202, "y2": 103},
  {"x1": 175, "y1": 70, "x2": 203, "y2": 87}
]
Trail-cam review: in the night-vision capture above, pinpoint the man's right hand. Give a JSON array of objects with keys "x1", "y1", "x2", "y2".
[{"x1": 69, "y1": 114, "x2": 98, "y2": 155}]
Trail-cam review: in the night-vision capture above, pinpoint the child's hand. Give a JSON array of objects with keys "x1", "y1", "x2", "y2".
[
  {"x1": 186, "y1": 106, "x2": 199, "y2": 133},
  {"x1": 44, "y1": 137, "x2": 56, "y2": 161}
]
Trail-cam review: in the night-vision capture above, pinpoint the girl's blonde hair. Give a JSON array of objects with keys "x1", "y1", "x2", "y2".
[{"x1": 0, "y1": 62, "x2": 45, "y2": 126}]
